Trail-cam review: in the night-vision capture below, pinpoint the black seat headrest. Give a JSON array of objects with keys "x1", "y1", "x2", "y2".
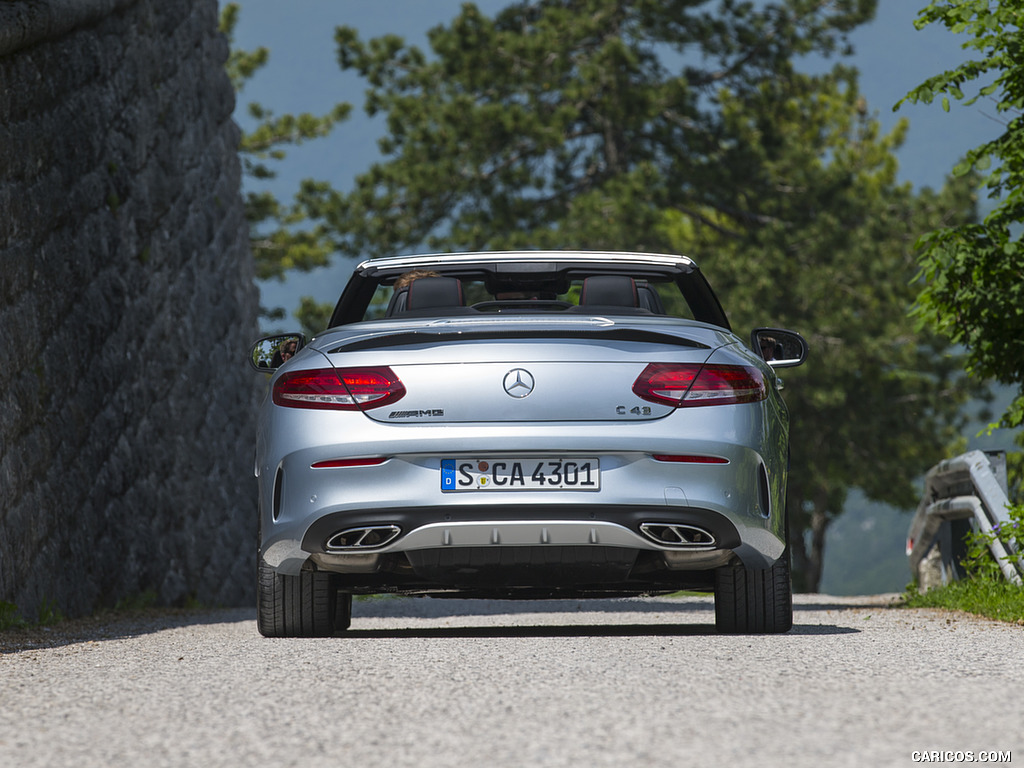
[
  {"x1": 579, "y1": 276, "x2": 639, "y2": 307},
  {"x1": 405, "y1": 276, "x2": 465, "y2": 311}
]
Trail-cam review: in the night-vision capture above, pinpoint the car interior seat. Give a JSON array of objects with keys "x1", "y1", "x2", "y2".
[
  {"x1": 578, "y1": 275, "x2": 640, "y2": 308},
  {"x1": 403, "y1": 276, "x2": 466, "y2": 315}
]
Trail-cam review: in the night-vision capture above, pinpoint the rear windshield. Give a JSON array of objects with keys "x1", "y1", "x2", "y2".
[{"x1": 364, "y1": 275, "x2": 697, "y2": 321}]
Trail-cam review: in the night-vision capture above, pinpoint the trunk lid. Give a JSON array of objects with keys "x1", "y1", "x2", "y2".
[{"x1": 318, "y1": 317, "x2": 727, "y2": 424}]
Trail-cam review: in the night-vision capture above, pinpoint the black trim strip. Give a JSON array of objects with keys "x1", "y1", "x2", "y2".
[{"x1": 328, "y1": 328, "x2": 710, "y2": 354}]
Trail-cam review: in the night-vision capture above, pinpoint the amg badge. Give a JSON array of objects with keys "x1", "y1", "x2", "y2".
[{"x1": 388, "y1": 409, "x2": 445, "y2": 419}]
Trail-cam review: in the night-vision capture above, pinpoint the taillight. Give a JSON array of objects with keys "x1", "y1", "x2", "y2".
[
  {"x1": 632, "y1": 363, "x2": 766, "y2": 407},
  {"x1": 273, "y1": 367, "x2": 405, "y2": 410}
]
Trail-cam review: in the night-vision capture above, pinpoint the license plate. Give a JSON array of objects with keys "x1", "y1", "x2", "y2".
[{"x1": 441, "y1": 458, "x2": 600, "y2": 491}]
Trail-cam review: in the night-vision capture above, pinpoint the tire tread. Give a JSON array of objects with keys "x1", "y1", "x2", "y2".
[
  {"x1": 257, "y1": 557, "x2": 344, "y2": 637},
  {"x1": 714, "y1": 556, "x2": 793, "y2": 634}
]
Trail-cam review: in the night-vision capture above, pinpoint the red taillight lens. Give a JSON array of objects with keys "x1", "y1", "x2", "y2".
[
  {"x1": 631, "y1": 363, "x2": 700, "y2": 405},
  {"x1": 336, "y1": 368, "x2": 406, "y2": 409},
  {"x1": 273, "y1": 367, "x2": 405, "y2": 410},
  {"x1": 652, "y1": 454, "x2": 729, "y2": 464},
  {"x1": 632, "y1": 363, "x2": 766, "y2": 407},
  {"x1": 311, "y1": 457, "x2": 389, "y2": 469}
]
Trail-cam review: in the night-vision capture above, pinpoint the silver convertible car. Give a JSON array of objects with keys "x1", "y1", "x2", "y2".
[{"x1": 249, "y1": 251, "x2": 807, "y2": 636}]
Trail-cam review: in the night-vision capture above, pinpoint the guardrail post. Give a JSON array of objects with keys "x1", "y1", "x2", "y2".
[{"x1": 907, "y1": 450, "x2": 1021, "y2": 591}]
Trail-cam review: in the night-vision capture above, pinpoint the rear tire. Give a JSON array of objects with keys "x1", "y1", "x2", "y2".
[
  {"x1": 333, "y1": 590, "x2": 353, "y2": 632},
  {"x1": 257, "y1": 556, "x2": 351, "y2": 637},
  {"x1": 714, "y1": 555, "x2": 793, "y2": 634}
]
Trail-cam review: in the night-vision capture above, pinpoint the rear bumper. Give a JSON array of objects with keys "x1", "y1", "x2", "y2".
[
  {"x1": 306, "y1": 515, "x2": 739, "y2": 581},
  {"x1": 261, "y1": 500, "x2": 785, "y2": 583},
  {"x1": 257, "y1": 414, "x2": 790, "y2": 583}
]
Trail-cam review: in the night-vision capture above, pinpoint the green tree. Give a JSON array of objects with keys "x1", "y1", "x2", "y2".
[
  {"x1": 898, "y1": 1, "x2": 1024, "y2": 434},
  {"x1": 664, "y1": 66, "x2": 981, "y2": 590},
  {"x1": 292, "y1": 0, "x2": 978, "y2": 589},
  {"x1": 299, "y1": 0, "x2": 879, "y2": 257},
  {"x1": 219, "y1": 3, "x2": 350, "y2": 326}
]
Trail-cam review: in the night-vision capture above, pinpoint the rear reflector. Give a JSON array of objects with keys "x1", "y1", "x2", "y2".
[
  {"x1": 632, "y1": 363, "x2": 766, "y2": 407},
  {"x1": 311, "y1": 457, "x2": 389, "y2": 469},
  {"x1": 652, "y1": 454, "x2": 729, "y2": 464},
  {"x1": 273, "y1": 367, "x2": 406, "y2": 410}
]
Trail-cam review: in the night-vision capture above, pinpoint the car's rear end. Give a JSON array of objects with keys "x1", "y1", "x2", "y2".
[{"x1": 255, "y1": 312, "x2": 794, "y2": 635}]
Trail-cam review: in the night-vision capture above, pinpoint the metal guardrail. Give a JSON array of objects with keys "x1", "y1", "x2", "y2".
[{"x1": 907, "y1": 450, "x2": 1022, "y2": 590}]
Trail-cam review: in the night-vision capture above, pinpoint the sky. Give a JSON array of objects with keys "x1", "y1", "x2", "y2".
[{"x1": 229, "y1": 1, "x2": 1000, "y2": 324}]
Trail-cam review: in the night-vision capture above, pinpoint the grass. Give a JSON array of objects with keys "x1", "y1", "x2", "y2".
[
  {"x1": 903, "y1": 499, "x2": 1024, "y2": 625},
  {"x1": 903, "y1": 579, "x2": 1024, "y2": 625},
  {"x1": 0, "y1": 601, "x2": 28, "y2": 631},
  {"x1": 0, "y1": 598, "x2": 66, "y2": 631},
  {"x1": 0, "y1": 590, "x2": 209, "y2": 635}
]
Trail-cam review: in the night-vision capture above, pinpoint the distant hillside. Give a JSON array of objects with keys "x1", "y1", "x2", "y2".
[{"x1": 818, "y1": 496, "x2": 913, "y2": 596}]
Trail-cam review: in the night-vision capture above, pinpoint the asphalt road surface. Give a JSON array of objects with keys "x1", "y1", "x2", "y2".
[{"x1": 1, "y1": 594, "x2": 1021, "y2": 768}]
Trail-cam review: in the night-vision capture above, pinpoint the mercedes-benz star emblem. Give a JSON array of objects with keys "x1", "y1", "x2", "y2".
[{"x1": 503, "y1": 368, "x2": 535, "y2": 398}]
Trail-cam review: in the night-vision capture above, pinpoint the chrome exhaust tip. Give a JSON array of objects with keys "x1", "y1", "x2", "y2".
[
  {"x1": 325, "y1": 525, "x2": 402, "y2": 552},
  {"x1": 639, "y1": 523, "x2": 716, "y2": 548}
]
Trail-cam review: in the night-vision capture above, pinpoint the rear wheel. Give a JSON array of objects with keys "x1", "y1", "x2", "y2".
[
  {"x1": 257, "y1": 556, "x2": 352, "y2": 637},
  {"x1": 714, "y1": 555, "x2": 793, "y2": 634}
]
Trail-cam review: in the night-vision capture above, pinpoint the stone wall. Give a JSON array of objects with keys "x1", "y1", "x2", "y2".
[{"x1": 0, "y1": 0, "x2": 261, "y2": 619}]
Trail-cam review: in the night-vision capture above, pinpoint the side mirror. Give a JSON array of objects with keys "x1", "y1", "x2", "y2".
[
  {"x1": 751, "y1": 328, "x2": 808, "y2": 368},
  {"x1": 249, "y1": 334, "x2": 306, "y2": 372}
]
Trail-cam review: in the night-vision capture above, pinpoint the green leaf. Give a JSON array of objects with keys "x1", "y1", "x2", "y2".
[{"x1": 901, "y1": 0, "x2": 1024, "y2": 430}]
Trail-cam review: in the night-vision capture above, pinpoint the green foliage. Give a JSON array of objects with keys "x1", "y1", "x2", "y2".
[
  {"x1": 295, "y1": 297, "x2": 334, "y2": 339},
  {"x1": 1006, "y1": 452, "x2": 1024, "y2": 504},
  {"x1": 0, "y1": 601, "x2": 27, "y2": 631},
  {"x1": 1, "y1": 598, "x2": 67, "y2": 631},
  {"x1": 35, "y1": 597, "x2": 64, "y2": 626},
  {"x1": 219, "y1": 2, "x2": 268, "y2": 92},
  {"x1": 904, "y1": 578, "x2": 1024, "y2": 625},
  {"x1": 306, "y1": 0, "x2": 878, "y2": 258},
  {"x1": 113, "y1": 590, "x2": 159, "y2": 613},
  {"x1": 906, "y1": 502, "x2": 1024, "y2": 624},
  {"x1": 898, "y1": 1, "x2": 1024, "y2": 433},
  {"x1": 665, "y1": 64, "x2": 983, "y2": 589},
  {"x1": 1, "y1": 598, "x2": 68, "y2": 626},
  {"x1": 219, "y1": 3, "x2": 350, "y2": 317},
  {"x1": 963, "y1": 503, "x2": 1024, "y2": 582}
]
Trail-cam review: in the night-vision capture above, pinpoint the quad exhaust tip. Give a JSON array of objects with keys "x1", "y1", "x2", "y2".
[
  {"x1": 325, "y1": 525, "x2": 402, "y2": 552},
  {"x1": 639, "y1": 523, "x2": 716, "y2": 548}
]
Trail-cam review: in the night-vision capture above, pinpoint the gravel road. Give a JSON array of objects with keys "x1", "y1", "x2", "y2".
[{"x1": 1, "y1": 594, "x2": 1021, "y2": 768}]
